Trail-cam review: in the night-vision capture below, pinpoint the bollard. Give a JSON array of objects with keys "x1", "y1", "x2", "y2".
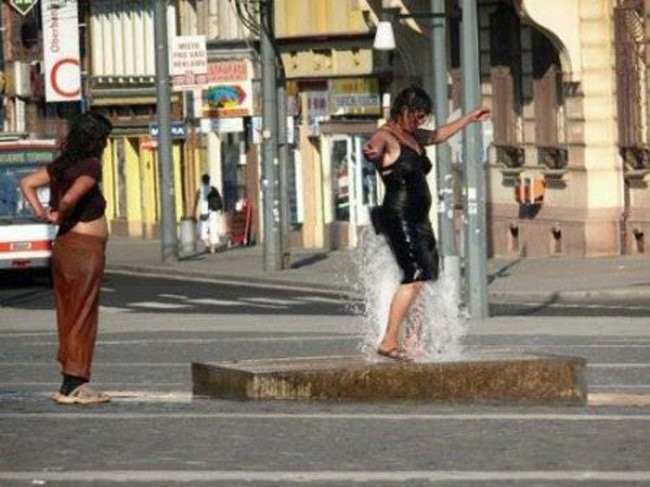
[{"x1": 179, "y1": 217, "x2": 196, "y2": 256}]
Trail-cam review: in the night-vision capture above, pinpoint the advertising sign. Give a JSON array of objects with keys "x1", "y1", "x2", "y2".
[
  {"x1": 201, "y1": 60, "x2": 253, "y2": 118},
  {"x1": 170, "y1": 35, "x2": 208, "y2": 91},
  {"x1": 329, "y1": 78, "x2": 380, "y2": 116},
  {"x1": 41, "y1": 0, "x2": 81, "y2": 102}
]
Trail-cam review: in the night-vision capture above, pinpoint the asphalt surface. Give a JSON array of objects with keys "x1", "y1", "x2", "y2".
[{"x1": 1, "y1": 272, "x2": 650, "y2": 486}]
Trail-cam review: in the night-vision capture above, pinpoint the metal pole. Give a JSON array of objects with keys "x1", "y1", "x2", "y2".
[
  {"x1": 460, "y1": 0, "x2": 488, "y2": 318},
  {"x1": 430, "y1": 0, "x2": 455, "y2": 258},
  {"x1": 0, "y1": 3, "x2": 5, "y2": 129},
  {"x1": 261, "y1": 0, "x2": 281, "y2": 271},
  {"x1": 154, "y1": 0, "x2": 177, "y2": 262},
  {"x1": 277, "y1": 73, "x2": 291, "y2": 269}
]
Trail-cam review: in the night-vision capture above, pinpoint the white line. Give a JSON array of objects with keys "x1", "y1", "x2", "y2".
[
  {"x1": 590, "y1": 363, "x2": 650, "y2": 368},
  {"x1": 2, "y1": 470, "x2": 650, "y2": 483},
  {"x1": 24, "y1": 335, "x2": 353, "y2": 346},
  {"x1": 2, "y1": 412, "x2": 650, "y2": 421},
  {"x1": 128, "y1": 302, "x2": 191, "y2": 309},
  {"x1": 242, "y1": 297, "x2": 300, "y2": 305},
  {"x1": 590, "y1": 384, "x2": 650, "y2": 389},
  {"x1": 0, "y1": 362, "x2": 189, "y2": 367},
  {"x1": 106, "y1": 268, "x2": 353, "y2": 297}
]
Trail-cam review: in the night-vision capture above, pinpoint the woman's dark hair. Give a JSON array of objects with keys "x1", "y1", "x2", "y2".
[
  {"x1": 51, "y1": 112, "x2": 113, "y2": 178},
  {"x1": 389, "y1": 85, "x2": 432, "y2": 121}
]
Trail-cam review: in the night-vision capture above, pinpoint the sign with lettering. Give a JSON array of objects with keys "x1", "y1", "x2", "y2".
[
  {"x1": 41, "y1": 0, "x2": 81, "y2": 102},
  {"x1": 170, "y1": 35, "x2": 208, "y2": 76},
  {"x1": 329, "y1": 78, "x2": 380, "y2": 116},
  {"x1": 201, "y1": 60, "x2": 253, "y2": 118}
]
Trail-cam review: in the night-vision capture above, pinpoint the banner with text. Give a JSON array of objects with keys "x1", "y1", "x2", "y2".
[{"x1": 41, "y1": 0, "x2": 81, "y2": 102}]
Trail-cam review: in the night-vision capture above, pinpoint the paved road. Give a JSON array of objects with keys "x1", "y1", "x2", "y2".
[{"x1": 1, "y1": 274, "x2": 649, "y2": 486}]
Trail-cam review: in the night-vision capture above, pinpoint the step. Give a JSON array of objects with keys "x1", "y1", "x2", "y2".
[{"x1": 192, "y1": 350, "x2": 587, "y2": 404}]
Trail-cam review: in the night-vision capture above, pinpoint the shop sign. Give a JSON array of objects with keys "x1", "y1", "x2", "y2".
[
  {"x1": 41, "y1": 0, "x2": 81, "y2": 102},
  {"x1": 170, "y1": 35, "x2": 208, "y2": 91},
  {"x1": 210, "y1": 117, "x2": 244, "y2": 134},
  {"x1": 201, "y1": 60, "x2": 253, "y2": 118},
  {"x1": 305, "y1": 90, "x2": 329, "y2": 137},
  {"x1": 148, "y1": 122, "x2": 187, "y2": 139},
  {"x1": 329, "y1": 78, "x2": 380, "y2": 116},
  {"x1": 10, "y1": 0, "x2": 39, "y2": 16}
]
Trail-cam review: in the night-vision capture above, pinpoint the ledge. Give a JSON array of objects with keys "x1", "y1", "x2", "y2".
[{"x1": 192, "y1": 351, "x2": 587, "y2": 404}]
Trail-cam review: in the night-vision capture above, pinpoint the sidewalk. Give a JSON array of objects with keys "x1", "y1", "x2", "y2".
[{"x1": 105, "y1": 236, "x2": 650, "y2": 300}]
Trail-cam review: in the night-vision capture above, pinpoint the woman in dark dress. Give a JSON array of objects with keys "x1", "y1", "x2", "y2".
[{"x1": 362, "y1": 85, "x2": 490, "y2": 360}]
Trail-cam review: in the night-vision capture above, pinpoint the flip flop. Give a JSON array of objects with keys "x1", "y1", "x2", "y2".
[
  {"x1": 53, "y1": 384, "x2": 110, "y2": 405},
  {"x1": 377, "y1": 347, "x2": 411, "y2": 361}
]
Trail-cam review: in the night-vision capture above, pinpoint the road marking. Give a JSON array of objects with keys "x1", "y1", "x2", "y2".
[
  {"x1": 3, "y1": 470, "x2": 650, "y2": 483},
  {"x1": 590, "y1": 363, "x2": 650, "y2": 368},
  {"x1": 185, "y1": 298, "x2": 242, "y2": 306},
  {"x1": 299, "y1": 296, "x2": 347, "y2": 304},
  {"x1": 99, "y1": 305, "x2": 131, "y2": 313},
  {"x1": 106, "y1": 269, "x2": 354, "y2": 297},
  {"x1": 493, "y1": 300, "x2": 650, "y2": 311},
  {"x1": 589, "y1": 393, "x2": 650, "y2": 407},
  {"x1": 3, "y1": 412, "x2": 650, "y2": 421},
  {"x1": 128, "y1": 302, "x2": 191, "y2": 309},
  {"x1": 24, "y1": 335, "x2": 354, "y2": 346}
]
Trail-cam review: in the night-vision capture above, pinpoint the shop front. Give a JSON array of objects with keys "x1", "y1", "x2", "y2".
[{"x1": 321, "y1": 121, "x2": 381, "y2": 249}]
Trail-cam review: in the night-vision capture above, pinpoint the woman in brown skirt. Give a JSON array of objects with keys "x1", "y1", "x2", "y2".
[{"x1": 20, "y1": 112, "x2": 113, "y2": 404}]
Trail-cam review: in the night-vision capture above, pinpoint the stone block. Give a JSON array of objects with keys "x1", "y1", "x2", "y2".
[{"x1": 192, "y1": 351, "x2": 586, "y2": 404}]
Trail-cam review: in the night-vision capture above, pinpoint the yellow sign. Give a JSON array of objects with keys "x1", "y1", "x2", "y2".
[{"x1": 329, "y1": 78, "x2": 381, "y2": 116}]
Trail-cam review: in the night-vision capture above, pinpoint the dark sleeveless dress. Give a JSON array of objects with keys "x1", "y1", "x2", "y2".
[{"x1": 372, "y1": 143, "x2": 439, "y2": 284}]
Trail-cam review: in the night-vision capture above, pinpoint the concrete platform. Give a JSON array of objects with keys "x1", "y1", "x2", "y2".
[{"x1": 192, "y1": 351, "x2": 587, "y2": 404}]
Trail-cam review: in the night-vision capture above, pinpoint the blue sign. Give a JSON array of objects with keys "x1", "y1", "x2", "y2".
[{"x1": 148, "y1": 122, "x2": 187, "y2": 139}]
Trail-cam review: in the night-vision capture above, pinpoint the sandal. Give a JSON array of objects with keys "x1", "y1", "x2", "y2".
[
  {"x1": 52, "y1": 384, "x2": 110, "y2": 405},
  {"x1": 377, "y1": 347, "x2": 411, "y2": 362}
]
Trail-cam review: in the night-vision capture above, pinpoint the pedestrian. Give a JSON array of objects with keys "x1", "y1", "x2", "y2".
[
  {"x1": 194, "y1": 173, "x2": 223, "y2": 253},
  {"x1": 19, "y1": 111, "x2": 113, "y2": 403},
  {"x1": 362, "y1": 85, "x2": 490, "y2": 361}
]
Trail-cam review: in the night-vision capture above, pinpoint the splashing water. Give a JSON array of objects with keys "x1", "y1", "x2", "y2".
[{"x1": 350, "y1": 228, "x2": 468, "y2": 363}]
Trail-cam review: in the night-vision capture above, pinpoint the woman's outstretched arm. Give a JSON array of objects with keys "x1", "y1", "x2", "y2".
[{"x1": 416, "y1": 107, "x2": 491, "y2": 146}]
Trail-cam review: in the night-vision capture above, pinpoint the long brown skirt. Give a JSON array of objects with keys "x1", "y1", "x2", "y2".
[{"x1": 51, "y1": 232, "x2": 106, "y2": 380}]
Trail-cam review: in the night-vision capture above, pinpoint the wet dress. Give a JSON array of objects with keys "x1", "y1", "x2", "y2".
[{"x1": 371, "y1": 141, "x2": 439, "y2": 284}]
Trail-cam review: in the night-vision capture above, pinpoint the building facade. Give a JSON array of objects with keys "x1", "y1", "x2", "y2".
[{"x1": 2, "y1": 0, "x2": 647, "y2": 259}]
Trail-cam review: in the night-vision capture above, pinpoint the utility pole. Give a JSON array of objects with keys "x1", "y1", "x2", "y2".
[
  {"x1": 460, "y1": 0, "x2": 488, "y2": 318},
  {"x1": 429, "y1": 0, "x2": 461, "y2": 296},
  {"x1": 277, "y1": 72, "x2": 291, "y2": 269},
  {"x1": 154, "y1": 0, "x2": 177, "y2": 262},
  {"x1": 260, "y1": 0, "x2": 281, "y2": 271}
]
